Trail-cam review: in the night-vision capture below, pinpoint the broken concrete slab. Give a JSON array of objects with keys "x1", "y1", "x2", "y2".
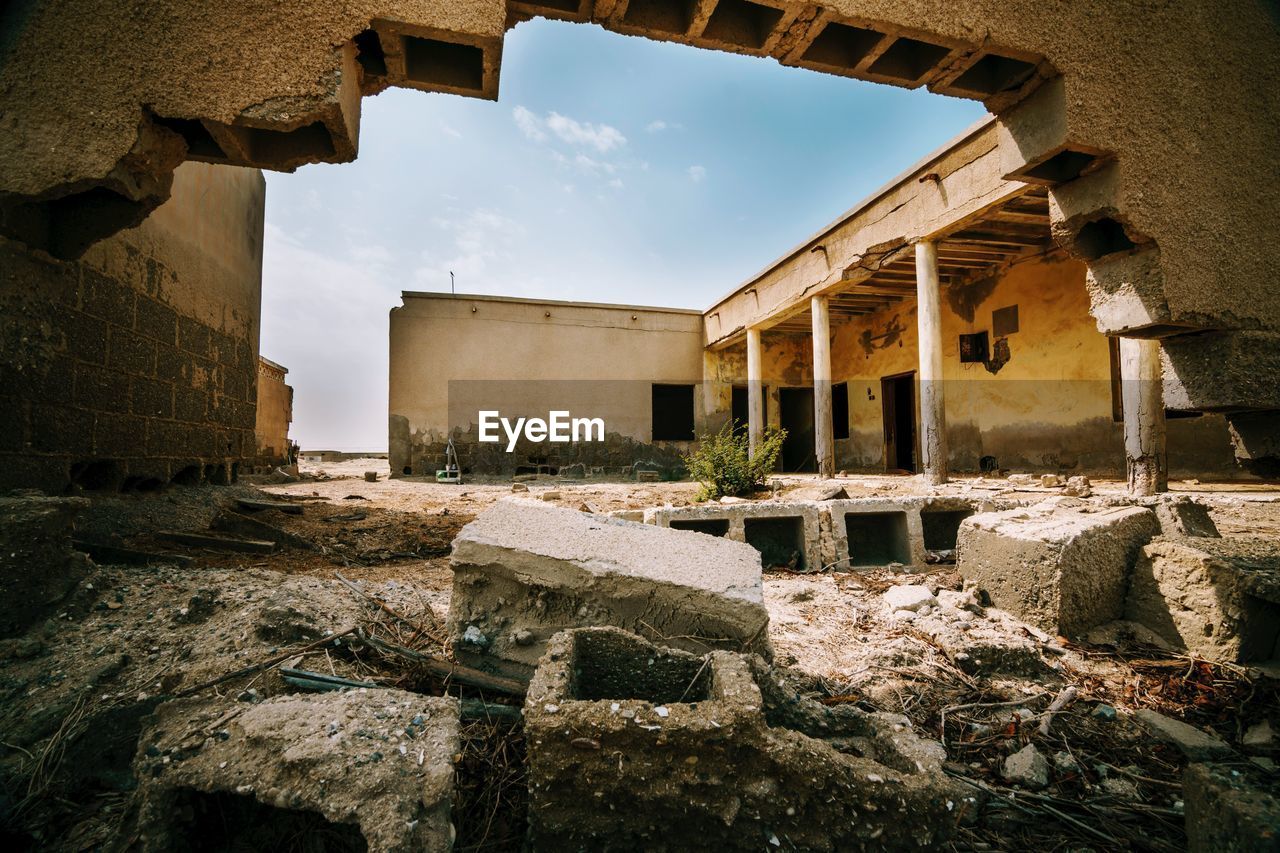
[
  {"x1": 155, "y1": 530, "x2": 276, "y2": 554},
  {"x1": 211, "y1": 510, "x2": 315, "y2": 550},
  {"x1": 235, "y1": 497, "x2": 304, "y2": 515},
  {"x1": 1151, "y1": 496, "x2": 1221, "y2": 538},
  {"x1": 132, "y1": 689, "x2": 460, "y2": 852},
  {"x1": 647, "y1": 500, "x2": 822, "y2": 571},
  {"x1": 1184, "y1": 762, "x2": 1280, "y2": 852},
  {"x1": 524, "y1": 626, "x2": 971, "y2": 850},
  {"x1": 957, "y1": 502, "x2": 1159, "y2": 638},
  {"x1": 1126, "y1": 536, "x2": 1280, "y2": 663},
  {"x1": 1134, "y1": 709, "x2": 1231, "y2": 760},
  {"x1": 883, "y1": 584, "x2": 936, "y2": 612},
  {"x1": 447, "y1": 500, "x2": 771, "y2": 680}
]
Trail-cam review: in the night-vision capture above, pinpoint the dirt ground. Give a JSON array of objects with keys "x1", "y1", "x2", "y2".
[{"x1": 1, "y1": 462, "x2": 1278, "y2": 850}]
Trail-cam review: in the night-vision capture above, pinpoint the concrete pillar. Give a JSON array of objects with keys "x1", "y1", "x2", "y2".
[
  {"x1": 811, "y1": 294, "x2": 834, "y2": 478},
  {"x1": 746, "y1": 327, "x2": 763, "y2": 458},
  {"x1": 914, "y1": 240, "x2": 948, "y2": 484},
  {"x1": 1120, "y1": 337, "x2": 1167, "y2": 495}
]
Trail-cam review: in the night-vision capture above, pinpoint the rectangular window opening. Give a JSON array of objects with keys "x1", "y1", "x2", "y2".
[{"x1": 652, "y1": 383, "x2": 695, "y2": 441}]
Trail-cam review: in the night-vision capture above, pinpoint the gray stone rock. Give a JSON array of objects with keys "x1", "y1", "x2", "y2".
[
  {"x1": 883, "y1": 584, "x2": 936, "y2": 612},
  {"x1": 1002, "y1": 743, "x2": 1050, "y2": 789},
  {"x1": 1135, "y1": 709, "x2": 1231, "y2": 760}
]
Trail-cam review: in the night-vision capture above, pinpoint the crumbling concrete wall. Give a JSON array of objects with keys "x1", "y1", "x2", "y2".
[
  {"x1": 0, "y1": 162, "x2": 265, "y2": 492},
  {"x1": 1126, "y1": 537, "x2": 1280, "y2": 664},
  {"x1": 252, "y1": 356, "x2": 293, "y2": 468},
  {"x1": 389, "y1": 292, "x2": 708, "y2": 476},
  {"x1": 524, "y1": 626, "x2": 970, "y2": 850}
]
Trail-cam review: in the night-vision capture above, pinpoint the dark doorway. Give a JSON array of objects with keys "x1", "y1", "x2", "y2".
[
  {"x1": 730, "y1": 385, "x2": 767, "y2": 439},
  {"x1": 881, "y1": 371, "x2": 916, "y2": 473},
  {"x1": 779, "y1": 387, "x2": 815, "y2": 472}
]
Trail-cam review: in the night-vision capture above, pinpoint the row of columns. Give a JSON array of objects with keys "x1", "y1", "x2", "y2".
[{"x1": 744, "y1": 239, "x2": 1166, "y2": 495}]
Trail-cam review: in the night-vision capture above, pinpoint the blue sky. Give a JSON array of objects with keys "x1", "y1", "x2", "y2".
[{"x1": 262, "y1": 18, "x2": 986, "y2": 451}]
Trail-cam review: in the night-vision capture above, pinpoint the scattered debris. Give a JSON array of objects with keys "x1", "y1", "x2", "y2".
[{"x1": 155, "y1": 530, "x2": 276, "y2": 555}]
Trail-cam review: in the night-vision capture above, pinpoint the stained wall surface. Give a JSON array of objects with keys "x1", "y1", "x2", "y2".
[
  {"x1": 0, "y1": 162, "x2": 265, "y2": 491},
  {"x1": 253, "y1": 357, "x2": 293, "y2": 467},
  {"x1": 389, "y1": 293, "x2": 706, "y2": 475}
]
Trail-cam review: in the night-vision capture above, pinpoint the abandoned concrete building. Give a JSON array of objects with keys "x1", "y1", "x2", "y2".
[
  {"x1": 389, "y1": 118, "x2": 1243, "y2": 486},
  {"x1": 2, "y1": 1, "x2": 1279, "y2": 851}
]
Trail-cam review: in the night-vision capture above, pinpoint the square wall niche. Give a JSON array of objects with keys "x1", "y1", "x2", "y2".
[
  {"x1": 744, "y1": 516, "x2": 806, "y2": 571},
  {"x1": 844, "y1": 511, "x2": 910, "y2": 567},
  {"x1": 670, "y1": 518, "x2": 731, "y2": 537}
]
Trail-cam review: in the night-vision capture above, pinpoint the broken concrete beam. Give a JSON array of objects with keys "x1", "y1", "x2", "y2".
[
  {"x1": 1184, "y1": 762, "x2": 1280, "y2": 852},
  {"x1": 235, "y1": 498, "x2": 304, "y2": 515},
  {"x1": 0, "y1": 496, "x2": 93, "y2": 636},
  {"x1": 647, "y1": 500, "x2": 822, "y2": 571},
  {"x1": 447, "y1": 500, "x2": 771, "y2": 680},
  {"x1": 1126, "y1": 536, "x2": 1280, "y2": 663},
  {"x1": 370, "y1": 0, "x2": 506, "y2": 101},
  {"x1": 957, "y1": 502, "x2": 1159, "y2": 638},
  {"x1": 155, "y1": 530, "x2": 275, "y2": 554},
  {"x1": 211, "y1": 510, "x2": 315, "y2": 551},
  {"x1": 132, "y1": 689, "x2": 459, "y2": 852},
  {"x1": 1149, "y1": 496, "x2": 1220, "y2": 538},
  {"x1": 524, "y1": 626, "x2": 970, "y2": 850},
  {"x1": 1134, "y1": 709, "x2": 1231, "y2": 760}
]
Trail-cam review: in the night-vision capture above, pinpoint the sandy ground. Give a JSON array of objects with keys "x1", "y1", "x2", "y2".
[{"x1": 2, "y1": 466, "x2": 1278, "y2": 850}]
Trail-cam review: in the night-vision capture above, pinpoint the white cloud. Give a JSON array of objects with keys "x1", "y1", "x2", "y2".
[
  {"x1": 512, "y1": 105, "x2": 547, "y2": 142},
  {"x1": 688, "y1": 165, "x2": 707, "y2": 183},
  {"x1": 608, "y1": 178, "x2": 624, "y2": 189},
  {"x1": 414, "y1": 209, "x2": 525, "y2": 287},
  {"x1": 573, "y1": 153, "x2": 617, "y2": 175},
  {"x1": 441, "y1": 123, "x2": 462, "y2": 139},
  {"x1": 645, "y1": 120, "x2": 668, "y2": 133},
  {"x1": 545, "y1": 112, "x2": 627, "y2": 152}
]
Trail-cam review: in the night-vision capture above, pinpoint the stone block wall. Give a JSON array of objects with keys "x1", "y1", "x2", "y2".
[{"x1": 0, "y1": 162, "x2": 265, "y2": 492}]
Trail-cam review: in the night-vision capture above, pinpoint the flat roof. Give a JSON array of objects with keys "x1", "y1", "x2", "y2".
[
  {"x1": 400, "y1": 290, "x2": 703, "y2": 316},
  {"x1": 706, "y1": 114, "x2": 997, "y2": 311}
]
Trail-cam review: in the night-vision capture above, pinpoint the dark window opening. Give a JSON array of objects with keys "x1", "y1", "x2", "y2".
[
  {"x1": 652, "y1": 384, "x2": 695, "y2": 441},
  {"x1": 730, "y1": 385, "x2": 768, "y2": 438},
  {"x1": 992, "y1": 305, "x2": 1019, "y2": 337},
  {"x1": 959, "y1": 331, "x2": 989, "y2": 363},
  {"x1": 832, "y1": 382, "x2": 849, "y2": 440}
]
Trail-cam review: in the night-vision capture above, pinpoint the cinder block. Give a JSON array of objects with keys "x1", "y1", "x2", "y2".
[
  {"x1": 957, "y1": 502, "x2": 1159, "y2": 637},
  {"x1": 371, "y1": 0, "x2": 506, "y2": 101},
  {"x1": 447, "y1": 500, "x2": 771, "y2": 680},
  {"x1": 524, "y1": 626, "x2": 969, "y2": 850},
  {"x1": 1127, "y1": 537, "x2": 1280, "y2": 664},
  {"x1": 648, "y1": 500, "x2": 822, "y2": 571},
  {"x1": 132, "y1": 690, "x2": 460, "y2": 853}
]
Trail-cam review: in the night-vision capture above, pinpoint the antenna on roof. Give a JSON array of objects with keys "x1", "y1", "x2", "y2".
[{"x1": 450, "y1": 271, "x2": 455, "y2": 294}]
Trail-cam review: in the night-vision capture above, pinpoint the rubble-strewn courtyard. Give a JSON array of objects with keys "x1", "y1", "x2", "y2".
[{"x1": 1, "y1": 461, "x2": 1276, "y2": 850}]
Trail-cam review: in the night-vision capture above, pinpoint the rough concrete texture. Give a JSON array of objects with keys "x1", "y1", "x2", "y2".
[
  {"x1": 1184, "y1": 762, "x2": 1280, "y2": 853},
  {"x1": 646, "y1": 500, "x2": 822, "y2": 571},
  {"x1": 1133, "y1": 709, "x2": 1231, "y2": 761},
  {"x1": 1149, "y1": 496, "x2": 1220, "y2": 539},
  {"x1": 0, "y1": 495, "x2": 92, "y2": 636},
  {"x1": 524, "y1": 626, "x2": 972, "y2": 851},
  {"x1": 132, "y1": 689, "x2": 460, "y2": 852},
  {"x1": 448, "y1": 499, "x2": 771, "y2": 679},
  {"x1": 1126, "y1": 536, "x2": 1280, "y2": 664},
  {"x1": 956, "y1": 501, "x2": 1159, "y2": 638},
  {"x1": 829, "y1": 496, "x2": 983, "y2": 570}
]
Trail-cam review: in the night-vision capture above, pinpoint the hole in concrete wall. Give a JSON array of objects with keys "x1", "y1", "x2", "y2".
[
  {"x1": 404, "y1": 36, "x2": 485, "y2": 91},
  {"x1": 801, "y1": 21, "x2": 882, "y2": 70},
  {"x1": 843, "y1": 511, "x2": 910, "y2": 566},
  {"x1": 1073, "y1": 217, "x2": 1138, "y2": 261},
  {"x1": 921, "y1": 509, "x2": 973, "y2": 552},
  {"x1": 122, "y1": 475, "x2": 165, "y2": 493},
  {"x1": 702, "y1": 0, "x2": 784, "y2": 49},
  {"x1": 402, "y1": 465, "x2": 413, "y2": 476},
  {"x1": 244, "y1": 121, "x2": 336, "y2": 164},
  {"x1": 622, "y1": 0, "x2": 697, "y2": 35},
  {"x1": 71, "y1": 460, "x2": 122, "y2": 491},
  {"x1": 867, "y1": 36, "x2": 950, "y2": 81},
  {"x1": 353, "y1": 29, "x2": 387, "y2": 78},
  {"x1": 1240, "y1": 596, "x2": 1280, "y2": 663},
  {"x1": 171, "y1": 465, "x2": 201, "y2": 486},
  {"x1": 959, "y1": 331, "x2": 989, "y2": 363},
  {"x1": 1020, "y1": 148, "x2": 1099, "y2": 184},
  {"x1": 229, "y1": 461, "x2": 240, "y2": 483},
  {"x1": 744, "y1": 516, "x2": 806, "y2": 570},
  {"x1": 203, "y1": 463, "x2": 228, "y2": 485},
  {"x1": 569, "y1": 630, "x2": 711, "y2": 703},
  {"x1": 173, "y1": 789, "x2": 367, "y2": 853},
  {"x1": 949, "y1": 53, "x2": 1037, "y2": 96},
  {"x1": 153, "y1": 116, "x2": 227, "y2": 161},
  {"x1": 670, "y1": 518, "x2": 731, "y2": 537}
]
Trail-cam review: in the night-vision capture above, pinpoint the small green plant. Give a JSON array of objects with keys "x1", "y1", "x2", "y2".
[{"x1": 683, "y1": 420, "x2": 786, "y2": 501}]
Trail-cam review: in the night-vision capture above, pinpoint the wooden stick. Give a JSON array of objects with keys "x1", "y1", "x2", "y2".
[
  {"x1": 1038, "y1": 685, "x2": 1078, "y2": 735},
  {"x1": 356, "y1": 630, "x2": 526, "y2": 697}
]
